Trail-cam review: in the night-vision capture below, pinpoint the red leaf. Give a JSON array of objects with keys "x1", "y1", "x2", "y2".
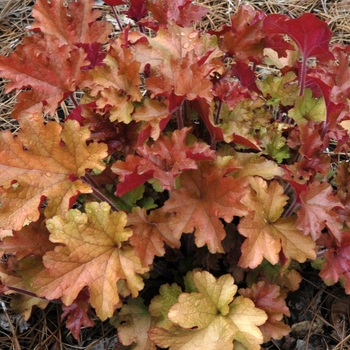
[
  {"x1": 214, "y1": 5, "x2": 266, "y2": 62},
  {"x1": 76, "y1": 43, "x2": 106, "y2": 71},
  {"x1": 231, "y1": 61, "x2": 260, "y2": 94},
  {"x1": 239, "y1": 281, "x2": 290, "y2": 342},
  {"x1": 124, "y1": 0, "x2": 148, "y2": 22},
  {"x1": 264, "y1": 13, "x2": 334, "y2": 62},
  {"x1": 113, "y1": 127, "x2": 215, "y2": 195},
  {"x1": 264, "y1": 34, "x2": 295, "y2": 58},
  {"x1": 213, "y1": 77, "x2": 251, "y2": 109},
  {"x1": 104, "y1": 0, "x2": 125, "y2": 5},
  {"x1": 167, "y1": 0, "x2": 208, "y2": 27},
  {"x1": 319, "y1": 233, "x2": 350, "y2": 294},
  {"x1": 116, "y1": 169, "x2": 155, "y2": 197},
  {"x1": 61, "y1": 289, "x2": 95, "y2": 341},
  {"x1": 190, "y1": 98, "x2": 225, "y2": 143},
  {"x1": 296, "y1": 181, "x2": 344, "y2": 242}
]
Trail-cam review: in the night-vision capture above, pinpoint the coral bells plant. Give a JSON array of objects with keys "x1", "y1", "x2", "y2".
[{"x1": 1, "y1": 0, "x2": 350, "y2": 348}]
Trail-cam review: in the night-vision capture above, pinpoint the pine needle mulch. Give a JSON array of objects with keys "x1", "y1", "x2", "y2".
[{"x1": 2, "y1": 0, "x2": 350, "y2": 349}]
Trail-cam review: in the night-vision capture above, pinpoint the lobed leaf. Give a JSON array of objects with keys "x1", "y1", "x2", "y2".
[
  {"x1": 0, "y1": 37, "x2": 89, "y2": 117},
  {"x1": 31, "y1": 0, "x2": 112, "y2": 46},
  {"x1": 117, "y1": 298, "x2": 156, "y2": 350},
  {"x1": 163, "y1": 160, "x2": 249, "y2": 253},
  {"x1": 0, "y1": 115, "x2": 107, "y2": 230},
  {"x1": 34, "y1": 202, "x2": 149, "y2": 320},
  {"x1": 238, "y1": 177, "x2": 316, "y2": 268},
  {"x1": 149, "y1": 271, "x2": 267, "y2": 350}
]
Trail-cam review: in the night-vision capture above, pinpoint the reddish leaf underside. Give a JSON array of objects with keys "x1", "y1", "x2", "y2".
[
  {"x1": 263, "y1": 13, "x2": 334, "y2": 62},
  {"x1": 61, "y1": 289, "x2": 95, "y2": 341},
  {"x1": 239, "y1": 281, "x2": 291, "y2": 342}
]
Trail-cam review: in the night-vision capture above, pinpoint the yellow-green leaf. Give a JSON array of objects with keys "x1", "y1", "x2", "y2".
[
  {"x1": 149, "y1": 283, "x2": 182, "y2": 329},
  {"x1": 288, "y1": 88, "x2": 326, "y2": 124},
  {"x1": 149, "y1": 271, "x2": 267, "y2": 350}
]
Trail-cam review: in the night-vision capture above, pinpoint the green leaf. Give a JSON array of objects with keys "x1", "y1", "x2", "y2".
[
  {"x1": 256, "y1": 71, "x2": 299, "y2": 106},
  {"x1": 149, "y1": 283, "x2": 182, "y2": 329},
  {"x1": 288, "y1": 88, "x2": 326, "y2": 124},
  {"x1": 259, "y1": 124, "x2": 290, "y2": 163}
]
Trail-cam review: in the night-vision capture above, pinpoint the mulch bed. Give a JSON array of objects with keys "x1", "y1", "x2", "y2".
[{"x1": 1, "y1": 0, "x2": 350, "y2": 349}]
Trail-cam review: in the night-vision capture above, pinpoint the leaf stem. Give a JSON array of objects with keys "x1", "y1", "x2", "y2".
[
  {"x1": 214, "y1": 99, "x2": 222, "y2": 125},
  {"x1": 138, "y1": 24, "x2": 145, "y2": 34},
  {"x1": 110, "y1": 6, "x2": 123, "y2": 32},
  {"x1": 152, "y1": 262, "x2": 173, "y2": 279},
  {"x1": 82, "y1": 173, "x2": 120, "y2": 211},
  {"x1": 176, "y1": 106, "x2": 184, "y2": 130},
  {"x1": 4, "y1": 286, "x2": 45, "y2": 299},
  {"x1": 283, "y1": 196, "x2": 299, "y2": 217},
  {"x1": 69, "y1": 93, "x2": 79, "y2": 108},
  {"x1": 299, "y1": 59, "x2": 307, "y2": 97}
]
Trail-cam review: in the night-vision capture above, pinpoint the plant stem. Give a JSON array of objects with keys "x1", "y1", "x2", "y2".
[
  {"x1": 214, "y1": 99, "x2": 222, "y2": 125},
  {"x1": 210, "y1": 100, "x2": 223, "y2": 150},
  {"x1": 69, "y1": 93, "x2": 79, "y2": 108},
  {"x1": 138, "y1": 24, "x2": 145, "y2": 34},
  {"x1": 110, "y1": 5, "x2": 123, "y2": 32},
  {"x1": 176, "y1": 106, "x2": 184, "y2": 130},
  {"x1": 299, "y1": 59, "x2": 307, "y2": 97},
  {"x1": 283, "y1": 196, "x2": 299, "y2": 217},
  {"x1": 5, "y1": 286, "x2": 45, "y2": 299},
  {"x1": 82, "y1": 173, "x2": 120, "y2": 211}
]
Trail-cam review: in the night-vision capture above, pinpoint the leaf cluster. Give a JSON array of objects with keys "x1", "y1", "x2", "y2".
[{"x1": 0, "y1": 0, "x2": 350, "y2": 348}]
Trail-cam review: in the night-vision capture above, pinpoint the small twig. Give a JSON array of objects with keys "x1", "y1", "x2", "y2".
[{"x1": 0, "y1": 300, "x2": 22, "y2": 349}]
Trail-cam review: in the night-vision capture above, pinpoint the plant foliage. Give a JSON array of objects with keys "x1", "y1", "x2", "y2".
[{"x1": 0, "y1": 0, "x2": 350, "y2": 348}]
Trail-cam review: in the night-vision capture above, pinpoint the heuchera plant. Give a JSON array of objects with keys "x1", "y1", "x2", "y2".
[{"x1": 0, "y1": 0, "x2": 350, "y2": 348}]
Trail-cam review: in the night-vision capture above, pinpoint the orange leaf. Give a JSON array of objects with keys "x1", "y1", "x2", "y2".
[
  {"x1": 128, "y1": 207, "x2": 181, "y2": 266},
  {"x1": 220, "y1": 5, "x2": 266, "y2": 62},
  {"x1": 0, "y1": 115, "x2": 107, "y2": 230},
  {"x1": 0, "y1": 219, "x2": 56, "y2": 260},
  {"x1": 238, "y1": 177, "x2": 316, "y2": 268},
  {"x1": 132, "y1": 99, "x2": 169, "y2": 141},
  {"x1": 90, "y1": 54, "x2": 142, "y2": 122},
  {"x1": 34, "y1": 202, "x2": 149, "y2": 320},
  {"x1": 0, "y1": 36, "x2": 88, "y2": 117},
  {"x1": 146, "y1": 53, "x2": 215, "y2": 102},
  {"x1": 163, "y1": 160, "x2": 249, "y2": 253},
  {"x1": 296, "y1": 181, "x2": 344, "y2": 242},
  {"x1": 31, "y1": 0, "x2": 112, "y2": 46}
]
